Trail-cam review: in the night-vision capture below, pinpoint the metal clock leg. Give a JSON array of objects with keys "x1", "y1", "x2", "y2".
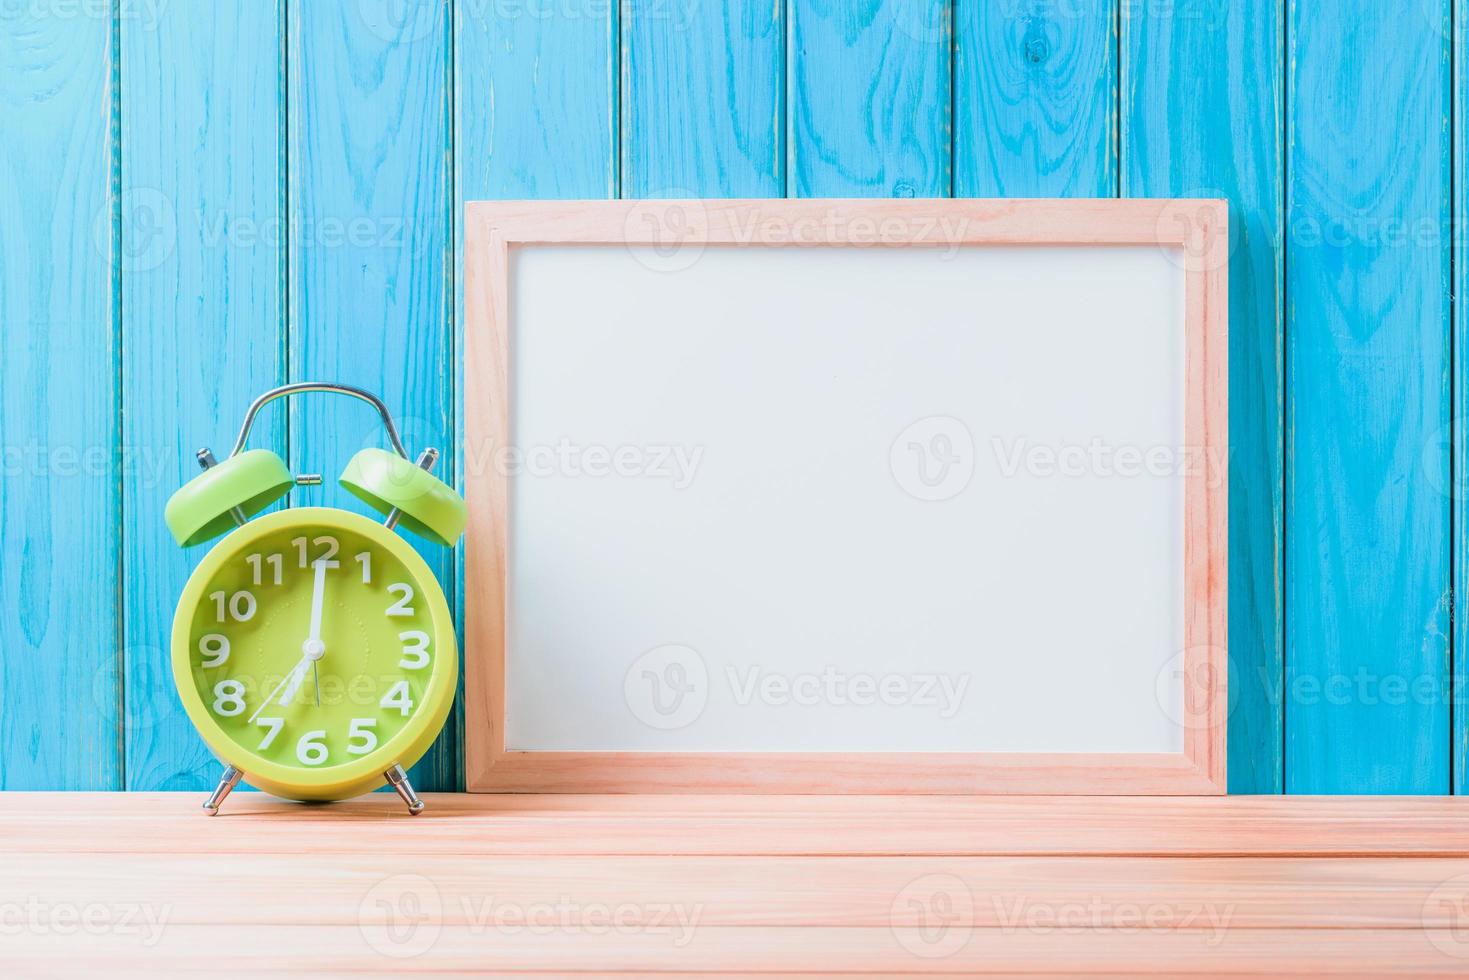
[
  {"x1": 202, "y1": 764, "x2": 244, "y2": 815},
  {"x1": 385, "y1": 764, "x2": 425, "y2": 815}
]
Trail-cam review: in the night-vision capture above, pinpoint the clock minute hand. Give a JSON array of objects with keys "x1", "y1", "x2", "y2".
[
  {"x1": 297, "y1": 558, "x2": 330, "y2": 708},
  {"x1": 255, "y1": 560, "x2": 333, "y2": 719},
  {"x1": 307, "y1": 558, "x2": 328, "y2": 649}
]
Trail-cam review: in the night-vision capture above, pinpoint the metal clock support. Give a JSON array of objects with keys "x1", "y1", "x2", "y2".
[{"x1": 195, "y1": 382, "x2": 439, "y2": 817}]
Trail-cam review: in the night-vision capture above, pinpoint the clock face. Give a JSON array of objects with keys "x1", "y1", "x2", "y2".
[{"x1": 181, "y1": 512, "x2": 450, "y2": 784}]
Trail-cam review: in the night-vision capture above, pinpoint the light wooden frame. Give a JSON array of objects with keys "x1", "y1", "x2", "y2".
[{"x1": 463, "y1": 198, "x2": 1228, "y2": 795}]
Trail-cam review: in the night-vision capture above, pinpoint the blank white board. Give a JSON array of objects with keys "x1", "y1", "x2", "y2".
[{"x1": 463, "y1": 199, "x2": 1228, "y2": 794}]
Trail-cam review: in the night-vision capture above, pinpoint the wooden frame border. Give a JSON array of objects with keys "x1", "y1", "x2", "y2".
[{"x1": 463, "y1": 199, "x2": 1228, "y2": 794}]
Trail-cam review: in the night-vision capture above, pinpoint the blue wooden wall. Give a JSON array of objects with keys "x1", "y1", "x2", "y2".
[{"x1": 0, "y1": 0, "x2": 1459, "y2": 794}]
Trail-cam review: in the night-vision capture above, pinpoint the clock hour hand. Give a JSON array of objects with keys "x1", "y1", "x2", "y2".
[
  {"x1": 248, "y1": 656, "x2": 307, "y2": 724},
  {"x1": 275, "y1": 655, "x2": 314, "y2": 708}
]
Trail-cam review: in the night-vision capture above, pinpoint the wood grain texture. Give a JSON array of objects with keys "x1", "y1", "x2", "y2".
[
  {"x1": 787, "y1": 0, "x2": 950, "y2": 197},
  {"x1": 9, "y1": 793, "x2": 1469, "y2": 856},
  {"x1": 455, "y1": 0, "x2": 615, "y2": 201},
  {"x1": 120, "y1": 2, "x2": 285, "y2": 791},
  {"x1": 620, "y1": 0, "x2": 783, "y2": 197},
  {"x1": 13, "y1": 851, "x2": 1469, "y2": 929},
  {"x1": 0, "y1": 1, "x2": 120, "y2": 789},
  {"x1": 287, "y1": 0, "x2": 456, "y2": 790},
  {"x1": 9, "y1": 795, "x2": 1469, "y2": 972},
  {"x1": 15, "y1": 924, "x2": 1469, "y2": 974},
  {"x1": 1122, "y1": 0, "x2": 1284, "y2": 794},
  {"x1": 1454, "y1": 0, "x2": 1469, "y2": 797},
  {"x1": 453, "y1": 0, "x2": 617, "y2": 799},
  {"x1": 1285, "y1": 0, "x2": 1453, "y2": 792},
  {"x1": 461, "y1": 198, "x2": 1227, "y2": 794},
  {"x1": 953, "y1": 0, "x2": 1117, "y2": 197}
]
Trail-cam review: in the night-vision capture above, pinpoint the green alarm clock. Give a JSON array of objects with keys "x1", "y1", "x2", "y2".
[{"x1": 164, "y1": 383, "x2": 465, "y2": 816}]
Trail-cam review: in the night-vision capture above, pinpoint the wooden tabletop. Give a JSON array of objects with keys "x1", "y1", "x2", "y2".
[{"x1": 7, "y1": 793, "x2": 1469, "y2": 974}]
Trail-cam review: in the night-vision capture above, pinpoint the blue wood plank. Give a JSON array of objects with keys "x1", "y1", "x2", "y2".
[
  {"x1": 288, "y1": 0, "x2": 455, "y2": 790},
  {"x1": 953, "y1": 0, "x2": 1116, "y2": 197},
  {"x1": 621, "y1": 0, "x2": 783, "y2": 197},
  {"x1": 456, "y1": 0, "x2": 615, "y2": 200},
  {"x1": 120, "y1": 2, "x2": 285, "y2": 791},
  {"x1": 1122, "y1": 1, "x2": 1285, "y2": 793},
  {"x1": 454, "y1": 0, "x2": 617, "y2": 788},
  {"x1": 1285, "y1": 0, "x2": 1452, "y2": 793},
  {"x1": 1454, "y1": 0, "x2": 1469, "y2": 796},
  {"x1": 0, "y1": 1, "x2": 120, "y2": 789},
  {"x1": 788, "y1": 0, "x2": 950, "y2": 198}
]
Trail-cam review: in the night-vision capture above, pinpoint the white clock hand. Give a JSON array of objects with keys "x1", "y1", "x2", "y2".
[
  {"x1": 284, "y1": 558, "x2": 332, "y2": 708},
  {"x1": 248, "y1": 656, "x2": 308, "y2": 724},
  {"x1": 275, "y1": 655, "x2": 314, "y2": 708},
  {"x1": 247, "y1": 560, "x2": 332, "y2": 722},
  {"x1": 307, "y1": 558, "x2": 328, "y2": 649},
  {"x1": 305, "y1": 558, "x2": 329, "y2": 707}
]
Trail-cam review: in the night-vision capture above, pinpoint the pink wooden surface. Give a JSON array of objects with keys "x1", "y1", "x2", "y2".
[{"x1": 5, "y1": 793, "x2": 1469, "y2": 974}]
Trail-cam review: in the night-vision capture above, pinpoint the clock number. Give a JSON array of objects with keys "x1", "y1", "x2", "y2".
[
  {"x1": 346, "y1": 718, "x2": 378, "y2": 755},
  {"x1": 293, "y1": 536, "x2": 340, "y2": 568},
  {"x1": 398, "y1": 631, "x2": 430, "y2": 670},
  {"x1": 296, "y1": 731, "x2": 328, "y2": 766},
  {"x1": 255, "y1": 716, "x2": 284, "y2": 750},
  {"x1": 385, "y1": 583, "x2": 415, "y2": 618},
  {"x1": 210, "y1": 590, "x2": 256, "y2": 623},
  {"x1": 313, "y1": 536, "x2": 340, "y2": 567},
  {"x1": 246, "y1": 553, "x2": 283, "y2": 586},
  {"x1": 381, "y1": 680, "x2": 413, "y2": 716},
  {"x1": 197, "y1": 634, "x2": 230, "y2": 669},
  {"x1": 212, "y1": 680, "x2": 245, "y2": 717},
  {"x1": 355, "y1": 551, "x2": 371, "y2": 585}
]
